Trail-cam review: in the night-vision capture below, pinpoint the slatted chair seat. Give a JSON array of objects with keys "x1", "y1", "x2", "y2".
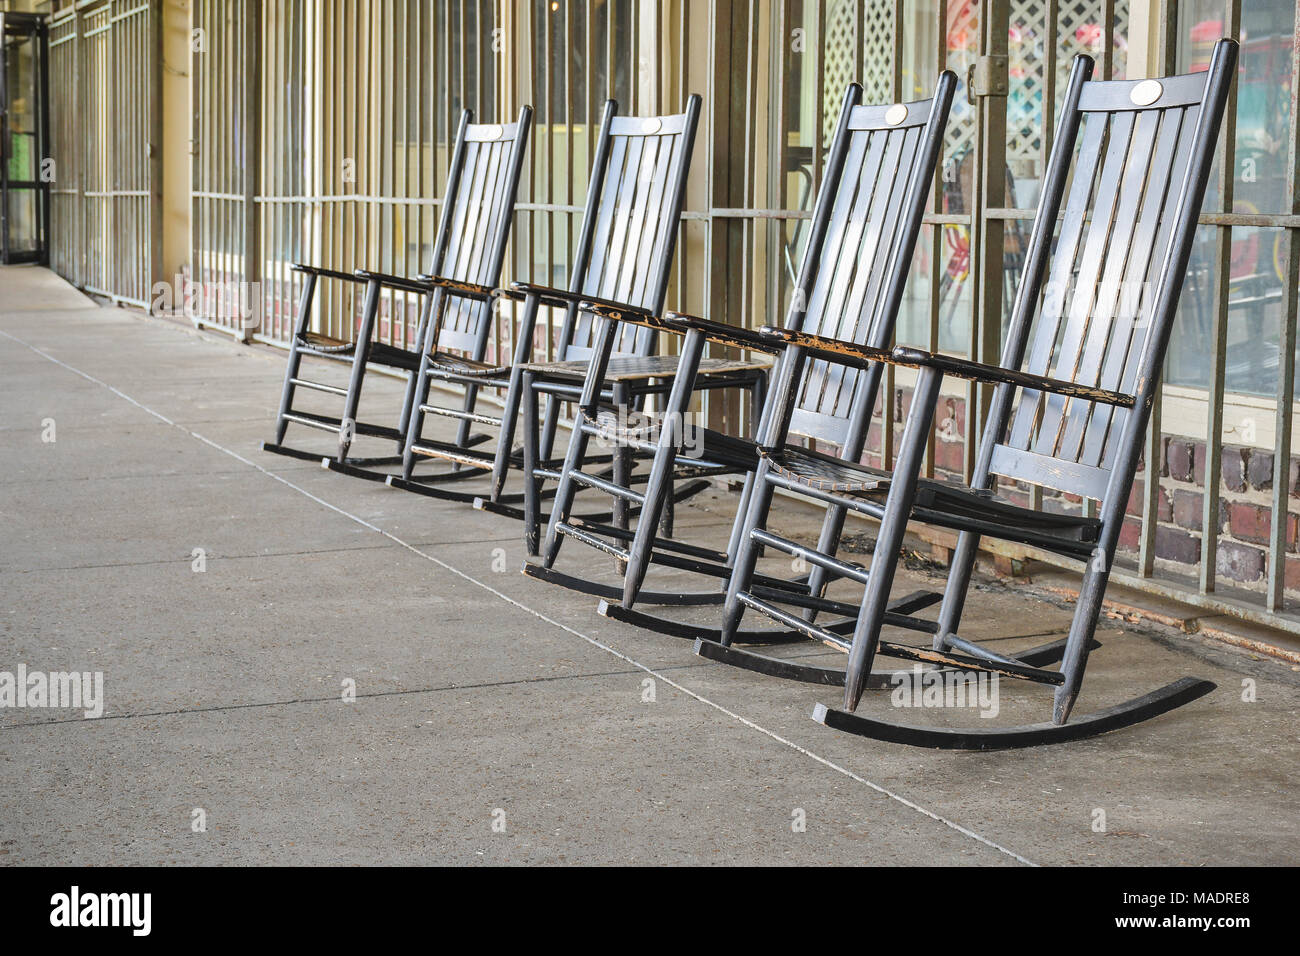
[
  {"x1": 762, "y1": 445, "x2": 890, "y2": 494},
  {"x1": 762, "y1": 445, "x2": 1101, "y2": 548},
  {"x1": 427, "y1": 352, "x2": 512, "y2": 379},
  {"x1": 295, "y1": 330, "x2": 356, "y2": 355},
  {"x1": 580, "y1": 408, "x2": 763, "y2": 471},
  {"x1": 523, "y1": 354, "x2": 770, "y2": 383},
  {"x1": 296, "y1": 331, "x2": 425, "y2": 372}
]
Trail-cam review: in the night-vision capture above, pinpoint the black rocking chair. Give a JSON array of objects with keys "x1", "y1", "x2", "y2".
[
  {"x1": 703, "y1": 41, "x2": 1238, "y2": 749},
  {"x1": 386, "y1": 97, "x2": 703, "y2": 508},
  {"x1": 521, "y1": 75, "x2": 955, "y2": 632},
  {"x1": 263, "y1": 109, "x2": 532, "y2": 473}
]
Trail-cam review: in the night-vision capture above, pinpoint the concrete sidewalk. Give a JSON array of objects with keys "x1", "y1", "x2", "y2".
[{"x1": 2, "y1": 264, "x2": 1297, "y2": 866}]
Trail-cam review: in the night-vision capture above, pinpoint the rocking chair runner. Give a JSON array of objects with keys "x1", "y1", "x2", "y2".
[
  {"x1": 263, "y1": 109, "x2": 532, "y2": 472},
  {"x1": 707, "y1": 41, "x2": 1238, "y2": 749},
  {"x1": 387, "y1": 98, "x2": 706, "y2": 508},
  {"x1": 522, "y1": 75, "x2": 956, "y2": 634}
]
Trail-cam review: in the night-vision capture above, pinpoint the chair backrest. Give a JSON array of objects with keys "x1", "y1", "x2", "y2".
[
  {"x1": 559, "y1": 96, "x2": 702, "y2": 362},
  {"x1": 432, "y1": 107, "x2": 533, "y2": 358},
  {"x1": 782, "y1": 74, "x2": 957, "y2": 449},
  {"x1": 982, "y1": 40, "x2": 1237, "y2": 510}
]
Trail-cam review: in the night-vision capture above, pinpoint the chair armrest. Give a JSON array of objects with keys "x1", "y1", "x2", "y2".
[
  {"x1": 891, "y1": 347, "x2": 1136, "y2": 408},
  {"x1": 291, "y1": 263, "x2": 363, "y2": 284},
  {"x1": 353, "y1": 268, "x2": 440, "y2": 296},
  {"x1": 579, "y1": 305, "x2": 784, "y2": 355},
  {"x1": 415, "y1": 274, "x2": 498, "y2": 303},
  {"x1": 759, "y1": 327, "x2": 893, "y2": 368},
  {"x1": 662, "y1": 312, "x2": 786, "y2": 354},
  {"x1": 502, "y1": 281, "x2": 654, "y2": 316}
]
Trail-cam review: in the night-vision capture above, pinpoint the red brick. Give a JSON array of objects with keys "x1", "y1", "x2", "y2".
[
  {"x1": 1171, "y1": 487, "x2": 1203, "y2": 531},
  {"x1": 1216, "y1": 540, "x2": 1266, "y2": 583},
  {"x1": 1126, "y1": 481, "x2": 1172, "y2": 521},
  {"x1": 1220, "y1": 446, "x2": 1248, "y2": 492},
  {"x1": 1227, "y1": 501, "x2": 1272, "y2": 545},
  {"x1": 1166, "y1": 439, "x2": 1195, "y2": 482},
  {"x1": 1155, "y1": 525, "x2": 1201, "y2": 565},
  {"x1": 1247, "y1": 450, "x2": 1275, "y2": 492}
]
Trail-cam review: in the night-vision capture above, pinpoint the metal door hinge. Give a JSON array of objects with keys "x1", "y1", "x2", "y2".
[{"x1": 966, "y1": 55, "x2": 1009, "y2": 104}]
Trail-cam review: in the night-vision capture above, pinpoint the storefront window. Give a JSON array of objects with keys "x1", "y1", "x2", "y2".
[{"x1": 1172, "y1": 0, "x2": 1297, "y2": 400}]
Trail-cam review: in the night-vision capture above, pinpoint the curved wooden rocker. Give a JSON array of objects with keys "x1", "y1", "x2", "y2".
[
  {"x1": 719, "y1": 43, "x2": 1237, "y2": 748},
  {"x1": 812, "y1": 678, "x2": 1216, "y2": 751},
  {"x1": 263, "y1": 110, "x2": 532, "y2": 477},
  {"x1": 522, "y1": 74, "x2": 958, "y2": 625},
  {"x1": 387, "y1": 98, "x2": 705, "y2": 511}
]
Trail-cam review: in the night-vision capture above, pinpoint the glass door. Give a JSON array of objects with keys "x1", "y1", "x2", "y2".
[{"x1": 0, "y1": 12, "x2": 50, "y2": 265}]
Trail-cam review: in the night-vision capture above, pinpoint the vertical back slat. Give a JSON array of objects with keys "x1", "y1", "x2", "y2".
[
  {"x1": 440, "y1": 139, "x2": 481, "y2": 277},
  {"x1": 794, "y1": 128, "x2": 878, "y2": 413},
  {"x1": 1031, "y1": 110, "x2": 1136, "y2": 459},
  {"x1": 829, "y1": 124, "x2": 923, "y2": 419},
  {"x1": 1006, "y1": 110, "x2": 1110, "y2": 452},
  {"x1": 1056, "y1": 108, "x2": 1162, "y2": 460},
  {"x1": 816, "y1": 126, "x2": 909, "y2": 417},
  {"x1": 1098, "y1": 102, "x2": 1204, "y2": 470}
]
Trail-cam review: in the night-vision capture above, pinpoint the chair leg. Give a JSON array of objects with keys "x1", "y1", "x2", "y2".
[
  {"x1": 522, "y1": 372, "x2": 543, "y2": 556},
  {"x1": 273, "y1": 339, "x2": 304, "y2": 446},
  {"x1": 539, "y1": 383, "x2": 564, "y2": 463},
  {"x1": 400, "y1": 301, "x2": 441, "y2": 481},
  {"x1": 396, "y1": 365, "x2": 421, "y2": 447},
  {"x1": 934, "y1": 529, "x2": 981, "y2": 651},
  {"x1": 660, "y1": 476, "x2": 676, "y2": 537},
  {"x1": 455, "y1": 383, "x2": 481, "y2": 449},
  {"x1": 802, "y1": 504, "x2": 848, "y2": 622},
  {"x1": 720, "y1": 462, "x2": 780, "y2": 645},
  {"x1": 489, "y1": 295, "x2": 541, "y2": 501},
  {"x1": 395, "y1": 294, "x2": 434, "y2": 445},
  {"x1": 541, "y1": 310, "x2": 621, "y2": 566},
  {"x1": 611, "y1": 383, "x2": 632, "y2": 532},
  {"x1": 1053, "y1": 549, "x2": 1111, "y2": 725},
  {"x1": 540, "y1": 405, "x2": 596, "y2": 568},
  {"x1": 272, "y1": 273, "x2": 318, "y2": 444},
  {"x1": 620, "y1": 437, "x2": 676, "y2": 603},
  {"x1": 335, "y1": 278, "x2": 382, "y2": 463},
  {"x1": 621, "y1": 329, "x2": 707, "y2": 606},
  {"x1": 843, "y1": 366, "x2": 941, "y2": 711}
]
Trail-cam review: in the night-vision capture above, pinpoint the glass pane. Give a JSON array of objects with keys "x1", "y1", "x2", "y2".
[
  {"x1": 1173, "y1": 0, "x2": 1297, "y2": 399},
  {"x1": 5, "y1": 188, "x2": 38, "y2": 254}
]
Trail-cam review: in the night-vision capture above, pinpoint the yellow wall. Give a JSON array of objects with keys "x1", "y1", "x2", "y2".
[{"x1": 161, "y1": 0, "x2": 190, "y2": 283}]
